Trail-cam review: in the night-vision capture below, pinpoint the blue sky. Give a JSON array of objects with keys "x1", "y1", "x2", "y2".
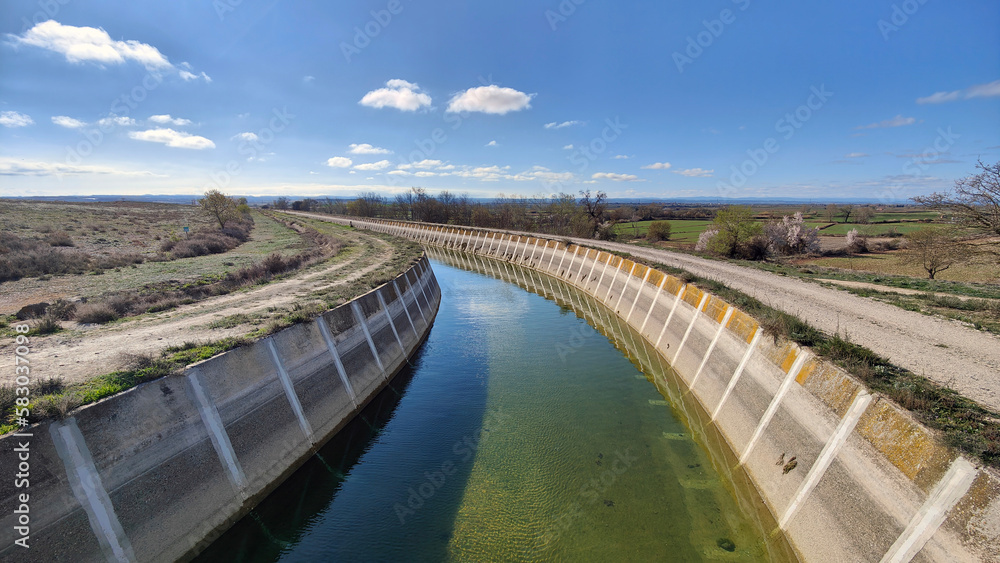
[{"x1": 1, "y1": 0, "x2": 998, "y2": 201}]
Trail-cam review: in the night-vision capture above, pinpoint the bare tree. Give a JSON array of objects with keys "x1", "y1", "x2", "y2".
[
  {"x1": 273, "y1": 196, "x2": 289, "y2": 210},
  {"x1": 913, "y1": 159, "x2": 1000, "y2": 236},
  {"x1": 578, "y1": 189, "x2": 607, "y2": 237},
  {"x1": 903, "y1": 228, "x2": 973, "y2": 279},
  {"x1": 855, "y1": 206, "x2": 876, "y2": 224},
  {"x1": 824, "y1": 203, "x2": 838, "y2": 222}
]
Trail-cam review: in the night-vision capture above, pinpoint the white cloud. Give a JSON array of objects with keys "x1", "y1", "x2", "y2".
[
  {"x1": 128, "y1": 128, "x2": 215, "y2": 149},
  {"x1": 437, "y1": 164, "x2": 455, "y2": 171},
  {"x1": 303, "y1": 75, "x2": 315, "y2": 83},
  {"x1": 486, "y1": 140, "x2": 498, "y2": 147},
  {"x1": 149, "y1": 114, "x2": 193, "y2": 126},
  {"x1": 0, "y1": 111, "x2": 33, "y2": 127},
  {"x1": 517, "y1": 166, "x2": 573, "y2": 183},
  {"x1": 326, "y1": 157, "x2": 352, "y2": 168},
  {"x1": 179, "y1": 70, "x2": 211, "y2": 82},
  {"x1": 917, "y1": 79, "x2": 1000, "y2": 104},
  {"x1": 845, "y1": 152, "x2": 869, "y2": 158},
  {"x1": 0, "y1": 157, "x2": 158, "y2": 177},
  {"x1": 563, "y1": 144, "x2": 574, "y2": 150},
  {"x1": 543, "y1": 120, "x2": 582, "y2": 129},
  {"x1": 612, "y1": 155, "x2": 631, "y2": 160},
  {"x1": 856, "y1": 115, "x2": 916, "y2": 129},
  {"x1": 231, "y1": 132, "x2": 258, "y2": 142},
  {"x1": 354, "y1": 159, "x2": 393, "y2": 171},
  {"x1": 641, "y1": 162, "x2": 672, "y2": 170},
  {"x1": 348, "y1": 143, "x2": 392, "y2": 155},
  {"x1": 592, "y1": 172, "x2": 641, "y2": 182},
  {"x1": 387, "y1": 170, "x2": 409, "y2": 176},
  {"x1": 447, "y1": 85, "x2": 534, "y2": 114},
  {"x1": 97, "y1": 115, "x2": 136, "y2": 128},
  {"x1": 414, "y1": 171, "x2": 437, "y2": 177},
  {"x1": 359, "y1": 79, "x2": 432, "y2": 111},
  {"x1": 672, "y1": 168, "x2": 713, "y2": 177},
  {"x1": 398, "y1": 159, "x2": 442, "y2": 170},
  {"x1": 11, "y1": 21, "x2": 211, "y2": 81},
  {"x1": 51, "y1": 115, "x2": 86, "y2": 128},
  {"x1": 967, "y1": 79, "x2": 1000, "y2": 99}
]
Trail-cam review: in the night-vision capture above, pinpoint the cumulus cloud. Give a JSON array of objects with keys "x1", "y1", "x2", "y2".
[
  {"x1": 486, "y1": 140, "x2": 498, "y2": 147},
  {"x1": 672, "y1": 168, "x2": 713, "y2": 177},
  {"x1": 11, "y1": 21, "x2": 211, "y2": 81},
  {"x1": 128, "y1": 128, "x2": 215, "y2": 149},
  {"x1": 0, "y1": 111, "x2": 33, "y2": 127},
  {"x1": 149, "y1": 114, "x2": 192, "y2": 126},
  {"x1": 354, "y1": 160, "x2": 393, "y2": 171},
  {"x1": 446, "y1": 85, "x2": 534, "y2": 114},
  {"x1": 543, "y1": 120, "x2": 582, "y2": 129},
  {"x1": 856, "y1": 115, "x2": 916, "y2": 129},
  {"x1": 612, "y1": 155, "x2": 631, "y2": 160},
  {"x1": 917, "y1": 79, "x2": 1000, "y2": 104},
  {"x1": 359, "y1": 79, "x2": 432, "y2": 111},
  {"x1": 326, "y1": 157, "x2": 352, "y2": 168},
  {"x1": 231, "y1": 132, "x2": 258, "y2": 142},
  {"x1": 592, "y1": 172, "x2": 641, "y2": 182},
  {"x1": 51, "y1": 115, "x2": 85, "y2": 128},
  {"x1": 641, "y1": 162, "x2": 672, "y2": 170},
  {"x1": 563, "y1": 144, "x2": 574, "y2": 150},
  {"x1": 348, "y1": 143, "x2": 392, "y2": 155}
]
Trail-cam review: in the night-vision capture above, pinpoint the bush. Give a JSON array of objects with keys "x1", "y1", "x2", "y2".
[
  {"x1": 75, "y1": 303, "x2": 119, "y2": 324},
  {"x1": 647, "y1": 221, "x2": 672, "y2": 242},
  {"x1": 45, "y1": 231, "x2": 74, "y2": 247},
  {"x1": 30, "y1": 315, "x2": 61, "y2": 335},
  {"x1": 765, "y1": 212, "x2": 820, "y2": 255}
]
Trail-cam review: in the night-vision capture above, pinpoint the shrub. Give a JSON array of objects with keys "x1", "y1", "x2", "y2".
[
  {"x1": 75, "y1": 303, "x2": 119, "y2": 324},
  {"x1": 646, "y1": 221, "x2": 672, "y2": 242},
  {"x1": 695, "y1": 228, "x2": 718, "y2": 252},
  {"x1": 846, "y1": 228, "x2": 868, "y2": 253},
  {"x1": 30, "y1": 316, "x2": 61, "y2": 335},
  {"x1": 765, "y1": 212, "x2": 820, "y2": 255},
  {"x1": 45, "y1": 231, "x2": 74, "y2": 247}
]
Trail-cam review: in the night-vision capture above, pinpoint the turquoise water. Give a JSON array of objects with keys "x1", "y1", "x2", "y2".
[{"x1": 195, "y1": 253, "x2": 792, "y2": 562}]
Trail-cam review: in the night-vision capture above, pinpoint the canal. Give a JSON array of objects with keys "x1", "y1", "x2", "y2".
[{"x1": 195, "y1": 250, "x2": 794, "y2": 562}]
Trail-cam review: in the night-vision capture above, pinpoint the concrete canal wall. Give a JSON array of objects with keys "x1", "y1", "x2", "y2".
[
  {"x1": 350, "y1": 218, "x2": 1000, "y2": 563},
  {"x1": 0, "y1": 257, "x2": 441, "y2": 562}
]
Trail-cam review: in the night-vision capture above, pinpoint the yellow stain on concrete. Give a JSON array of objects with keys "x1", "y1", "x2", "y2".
[
  {"x1": 780, "y1": 348, "x2": 799, "y2": 374},
  {"x1": 799, "y1": 362, "x2": 861, "y2": 418},
  {"x1": 856, "y1": 400, "x2": 953, "y2": 491},
  {"x1": 647, "y1": 269, "x2": 665, "y2": 288},
  {"x1": 683, "y1": 286, "x2": 705, "y2": 308},
  {"x1": 664, "y1": 275, "x2": 684, "y2": 296},
  {"x1": 725, "y1": 310, "x2": 759, "y2": 344},
  {"x1": 946, "y1": 471, "x2": 1000, "y2": 558},
  {"x1": 704, "y1": 296, "x2": 728, "y2": 324}
]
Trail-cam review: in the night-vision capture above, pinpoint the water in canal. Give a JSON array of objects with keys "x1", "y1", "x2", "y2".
[{"x1": 195, "y1": 250, "x2": 794, "y2": 562}]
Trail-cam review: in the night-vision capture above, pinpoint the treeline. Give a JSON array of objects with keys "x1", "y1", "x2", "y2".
[{"x1": 273, "y1": 188, "x2": 711, "y2": 239}]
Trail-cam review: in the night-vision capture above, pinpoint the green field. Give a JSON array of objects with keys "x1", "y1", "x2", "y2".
[{"x1": 613, "y1": 220, "x2": 713, "y2": 243}]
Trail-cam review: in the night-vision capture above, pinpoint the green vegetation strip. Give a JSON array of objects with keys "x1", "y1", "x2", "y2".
[{"x1": 601, "y1": 249, "x2": 1000, "y2": 469}]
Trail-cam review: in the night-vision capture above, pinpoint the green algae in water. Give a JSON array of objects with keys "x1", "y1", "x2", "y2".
[{"x1": 196, "y1": 253, "x2": 793, "y2": 562}]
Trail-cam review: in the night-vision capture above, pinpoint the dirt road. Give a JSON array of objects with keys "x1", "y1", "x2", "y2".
[{"x1": 0, "y1": 229, "x2": 398, "y2": 387}]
